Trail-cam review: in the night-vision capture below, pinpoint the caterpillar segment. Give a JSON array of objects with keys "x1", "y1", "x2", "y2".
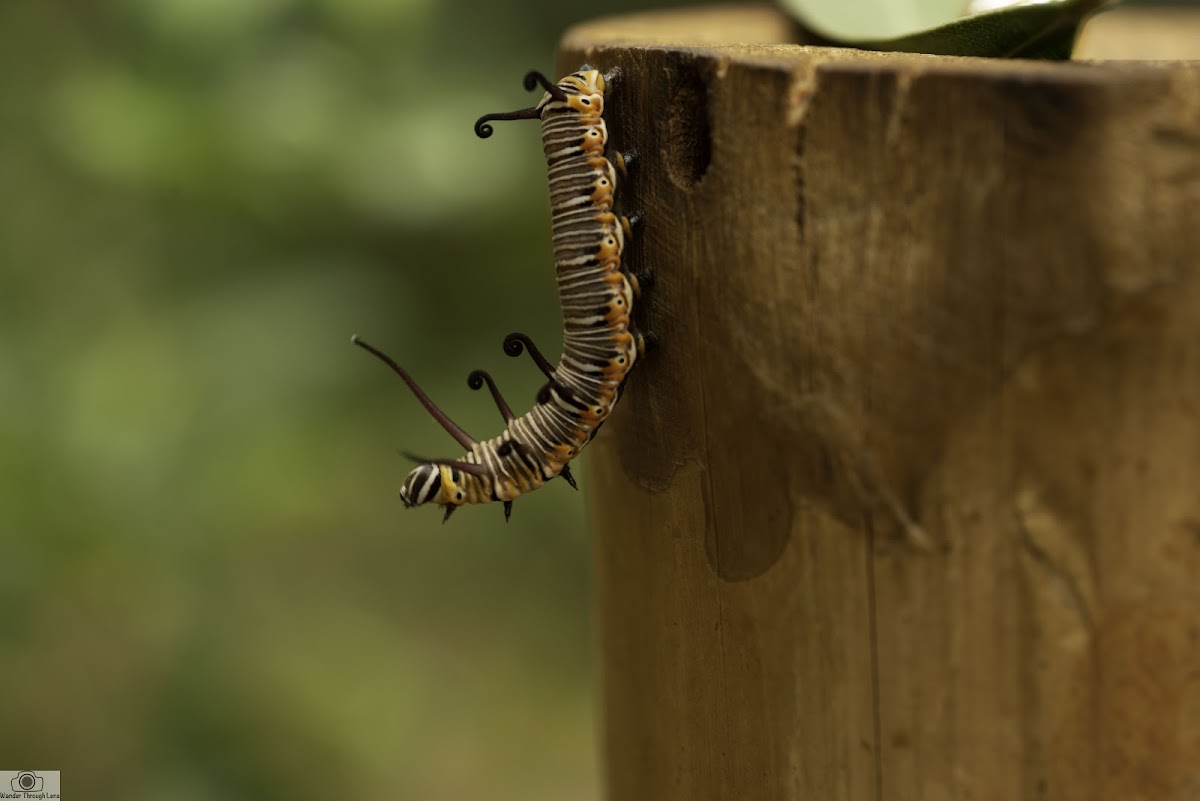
[{"x1": 356, "y1": 66, "x2": 646, "y2": 521}]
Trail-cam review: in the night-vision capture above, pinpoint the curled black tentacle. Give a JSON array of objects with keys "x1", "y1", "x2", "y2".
[
  {"x1": 523, "y1": 70, "x2": 567, "y2": 101},
  {"x1": 468, "y1": 369, "x2": 515, "y2": 423},
  {"x1": 474, "y1": 106, "x2": 541, "y2": 139},
  {"x1": 502, "y1": 333, "x2": 527, "y2": 358},
  {"x1": 503, "y1": 332, "x2": 556, "y2": 379}
]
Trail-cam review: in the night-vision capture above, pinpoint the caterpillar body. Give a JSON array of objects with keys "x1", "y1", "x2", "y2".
[{"x1": 354, "y1": 66, "x2": 647, "y2": 522}]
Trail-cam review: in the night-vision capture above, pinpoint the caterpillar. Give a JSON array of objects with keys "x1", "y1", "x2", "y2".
[{"x1": 353, "y1": 66, "x2": 648, "y2": 522}]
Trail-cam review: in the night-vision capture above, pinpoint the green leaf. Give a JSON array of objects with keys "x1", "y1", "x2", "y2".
[
  {"x1": 783, "y1": 0, "x2": 968, "y2": 41},
  {"x1": 784, "y1": 0, "x2": 1123, "y2": 60}
]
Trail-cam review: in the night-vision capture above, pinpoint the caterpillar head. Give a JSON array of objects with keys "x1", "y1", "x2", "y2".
[{"x1": 400, "y1": 464, "x2": 465, "y2": 509}]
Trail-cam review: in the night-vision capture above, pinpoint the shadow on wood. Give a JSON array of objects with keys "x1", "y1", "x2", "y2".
[{"x1": 560, "y1": 6, "x2": 1200, "y2": 800}]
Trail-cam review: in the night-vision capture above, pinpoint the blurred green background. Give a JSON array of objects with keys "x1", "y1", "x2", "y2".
[{"x1": 0, "y1": 0, "x2": 699, "y2": 798}]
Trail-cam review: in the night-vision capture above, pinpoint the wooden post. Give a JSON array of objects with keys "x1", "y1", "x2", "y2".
[{"x1": 561, "y1": 7, "x2": 1200, "y2": 800}]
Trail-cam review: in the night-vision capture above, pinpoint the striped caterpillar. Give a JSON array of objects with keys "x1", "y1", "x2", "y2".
[{"x1": 353, "y1": 66, "x2": 648, "y2": 522}]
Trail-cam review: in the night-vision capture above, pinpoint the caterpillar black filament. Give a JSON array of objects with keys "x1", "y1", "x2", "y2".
[{"x1": 354, "y1": 66, "x2": 647, "y2": 522}]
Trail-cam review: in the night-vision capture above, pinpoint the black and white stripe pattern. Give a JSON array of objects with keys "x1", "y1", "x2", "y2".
[{"x1": 394, "y1": 67, "x2": 642, "y2": 516}]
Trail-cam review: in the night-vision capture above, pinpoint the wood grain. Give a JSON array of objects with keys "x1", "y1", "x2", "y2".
[{"x1": 560, "y1": 6, "x2": 1200, "y2": 800}]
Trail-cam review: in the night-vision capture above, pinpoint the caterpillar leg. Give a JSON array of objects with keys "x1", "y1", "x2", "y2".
[
  {"x1": 559, "y1": 463, "x2": 579, "y2": 490},
  {"x1": 626, "y1": 270, "x2": 646, "y2": 300},
  {"x1": 442, "y1": 505, "x2": 458, "y2": 524},
  {"x1": 625, "y1": 320, "x2": 651, "y2": 361},
  {"x1": 611, "y1": 149, "x2": 639, "y2": 179},
  {"x1": 620, "y1": 211, "x2": 644, "y2": 239},
  {"x1": 619, "y1": 265, "x2": 652, "y2": 300},
  {"x1": 503, "y1": 500, "x2": 513, "y2": 522},
  {"x1": 629, "y1": 325, "x2": 657, "y2": 358}
]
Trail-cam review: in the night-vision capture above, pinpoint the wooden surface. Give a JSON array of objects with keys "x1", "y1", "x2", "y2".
[{"x1": 561, "y1": 7, "x2": 1200, "y2": 800}]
